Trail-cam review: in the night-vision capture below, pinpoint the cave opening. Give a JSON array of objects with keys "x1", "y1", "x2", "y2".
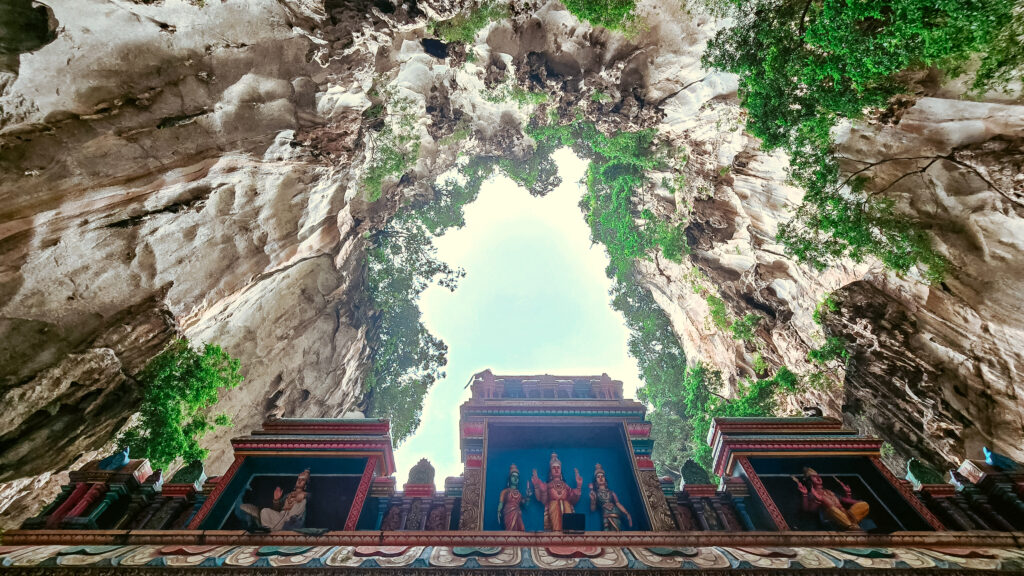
[{"x1": 388, "y1": 148, "x2": 643, "y2": 482}]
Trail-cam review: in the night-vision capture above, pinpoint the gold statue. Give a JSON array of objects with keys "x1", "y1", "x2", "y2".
[
  {"x1": 531, "y1": 453, "x2": 582, "y2": 531},
  {"x1": 589, "y1": 463, "x2": 631, "y2": 531},
  {"x1": 791, "y1": 467, "x2": 870, "y2": 531}
]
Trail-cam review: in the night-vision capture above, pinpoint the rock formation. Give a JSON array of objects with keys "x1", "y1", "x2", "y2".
[{"x1": 1, "y1": 0, "x2": 1022, "y2": 527}]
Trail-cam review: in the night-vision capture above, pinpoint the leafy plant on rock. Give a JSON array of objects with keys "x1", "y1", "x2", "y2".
[
  {"x1": 563, "y1": 0, "x2": 638, "y2": 33},
  {"x1": 702, "y1": 0, "x2": 1022, "y2": 283},
  {"x1": 117, "y1": 339, "x2": 242, "y2": 471},
  {"x1": 429, "y1": 1, "x2": 508, "y2": 44}
]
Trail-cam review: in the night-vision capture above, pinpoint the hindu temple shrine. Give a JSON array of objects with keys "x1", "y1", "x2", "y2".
[{"x1": 1, "y1": 370, "x2": 1023, "y2": 573}]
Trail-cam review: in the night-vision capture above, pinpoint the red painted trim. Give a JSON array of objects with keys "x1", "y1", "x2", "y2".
[
  {"x1": 230, "y1": 440, "x2": 393, "y2": 451},
  {"x1": 635, "y1": 455, "x2": 655, "y2": 470},
  {"x1": 738, "y1": 457, "x2": 789, "y2": 531},
  {"x1": 714, "y1": 438, "x2": 884, "y2": 476},
  {"x1": 402, "y1": 484, "x2": 435, "y2": 498},
  {"x1": 160, "y1": 484, "x2": 197, "y2": 498},
  {"x1": 682, "y1": 485, "x2": 718, "y2": 498},
  {"x1": 187, "y1": 456, "x2": 245, "y2": 529},
  {"x1": 345, "y1": 455, "x2": 378, "y2": 531},
  {"x1": 45, "y1": 483, "x2": 88, "y2": 529},
  {"x1": 870, "y1": 457, "x2": 946, "y2": 531}
]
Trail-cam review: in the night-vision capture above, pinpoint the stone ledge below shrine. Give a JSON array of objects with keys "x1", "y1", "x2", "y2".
[{"x1": 3, "y1": 529, "x2": 1023, "y2": 549}]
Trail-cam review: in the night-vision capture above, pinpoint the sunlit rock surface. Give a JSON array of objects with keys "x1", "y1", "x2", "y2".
[{"x1": 1, "y1": 0, "x2": 1022, "y2": 526}]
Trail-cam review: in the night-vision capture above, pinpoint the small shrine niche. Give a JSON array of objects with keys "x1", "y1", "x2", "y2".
[
  {"x1": 190, "y1": 418, "x2": 395, "y2": 532},
  {"x1": 709, "y1": 417, "x2": 942, "y2": 532}
]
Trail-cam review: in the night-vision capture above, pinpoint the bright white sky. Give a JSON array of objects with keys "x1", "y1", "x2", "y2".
[{"x1": 392, "y1": 148, "x2": 642, "y2": 483}]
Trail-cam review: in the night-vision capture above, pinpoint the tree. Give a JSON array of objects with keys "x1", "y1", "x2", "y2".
[
  {"x1": 117, "y1": 339, "x2": 241, "y2": 471},
  {"x1": 675, "y1": 362, "x2": 798, "y2": 473},
  {"x1": 365, "y1": 208, "x2": 463, "y2": 444}
]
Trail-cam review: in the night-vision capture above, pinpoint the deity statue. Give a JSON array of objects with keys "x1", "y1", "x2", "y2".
[
  {"x1": 531, "y1": 453, "x2": 582, "y2": 531},
  {"x1": 380, "y1": 505, "x2": 402, "y2": 531},
  {"x1": 425, "y1": 505, "x2": 448, "y2": 531},
  {"x1": 589, "y1": 463, "x2": 632, "y2": 531},
  {"x1": 238, "y1": 469, "x2": 310, "y2": 531},
  {"x1": 791, "y1": 467, "x2": 870, "y2": 531},
  {"x1": 404, "y1": 499, "x2": 424, "y2": 530},
  {"x1": 497, "y1": 464, "x2": 529, "y2": 531}
]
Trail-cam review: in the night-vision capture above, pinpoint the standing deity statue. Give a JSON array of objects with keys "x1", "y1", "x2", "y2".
[
  {"x1": 531, "y1": 453, "x2": 582, "y2": 531},
  {"x1": 791, "y1": 467, "x2": 870, "y2": 531},
  {"x1": 589, "y1": 463, "x2": 632, "y2": 531},
  {"x1": 497, "y1": 464, "x2": 529, "y2": 531}
]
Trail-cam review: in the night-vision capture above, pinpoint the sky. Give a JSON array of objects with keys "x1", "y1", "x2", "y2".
[{"x1": 392, "y1": 148, "x2": 642, "y2": 483}]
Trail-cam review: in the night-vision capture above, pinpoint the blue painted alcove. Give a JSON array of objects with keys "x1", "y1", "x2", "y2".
[
  {"x1": 201, "y1": 456, "x2": 368, "y2": 530},
  {"x1": 482, "y1": 423, "x2": 649, "y2": 531}
]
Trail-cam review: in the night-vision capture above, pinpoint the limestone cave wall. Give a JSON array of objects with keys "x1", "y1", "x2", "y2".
[{"x1": 1, "y1": 0, "x2": 1022, "y2": 527}]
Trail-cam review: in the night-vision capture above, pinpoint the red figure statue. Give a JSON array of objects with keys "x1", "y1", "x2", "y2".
[{"x1": 531, "y1": 453, "x2": 582, "y2": 531}]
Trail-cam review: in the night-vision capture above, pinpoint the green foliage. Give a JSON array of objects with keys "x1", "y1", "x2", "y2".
[
  {"x1": 511, "y1": 86, "x2": 548, "y2": 106},
  {"x1": 616, "y1": 276, "x2": 691, "y2": 475},
  {"x1": 591, "y1": 90, "x2": 611, "y2": 102},
  {"x1": 484, "y1": 82, "x2": 549, "y2": 107},
  {"x1": 362, "y1": 92, "x2": 420, "y2": 202},
  {"x1": 364, "y1": 203, "x2": 464, "y2": 444},
  {"x1": 702, "y1": 0, "x2": 1021, "y2": 283},
  {"x1": 428, "y1": 1, "x2": 508, "y2": 44},
  {"x1": 681, "y1": 363, "x2": 799, "y2": 471},
  {"x1": 730, "y1": 313, "x2": 760, "y2": 342},
  {"x1": 812, "y1": 293, "x2": 838, "y2": 325},
  {"x1": 527, "y1": 120, "x2": 687, "y2": 279},
  {"x1": 562, "y1": 0, "x2": 638, "y2": 32},
  {"x1": 117, "y1": 339, "x2": 241, "y2": 470},
  {"x1": 704, "y1": 295, "x2": 759, "y2": 342},
  {"x1": 808, "y1": 336, "x2": 849, "y2": 365},
  {"x1": 752, "y1": 352, "x2": 768, "y2": 375}
]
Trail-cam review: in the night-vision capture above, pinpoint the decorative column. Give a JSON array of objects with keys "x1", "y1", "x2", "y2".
[
  {"x1": 79, "y1": 485, "x2": 127, "y2": 529},
  {"x1": 458, "y1": 455, "x2": 483, "y2": 530},
  {"x1": 44, "y1": 482, "x2": 89, "y2": 528},
  {"x1": 345, "y1": 454, "x2": 378, "y2": 531},
  {"x1": 67, "y1": 484, "x2": 107, "y2": 516}
]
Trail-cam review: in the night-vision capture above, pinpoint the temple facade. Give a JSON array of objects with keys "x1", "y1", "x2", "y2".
[{"x1": 1, "y1": 370, "x2": 1023, "y2": 574}]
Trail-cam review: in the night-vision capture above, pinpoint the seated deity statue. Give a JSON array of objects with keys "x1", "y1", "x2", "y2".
[
  {"x1": 237, "y1": 469, "x2": 310, "y2": 531},
  {"x1": 531, "y1": 453, "x2": 582, "y2": 531},
  {"x1": 589, "y1": 463, "x2": 632, "y2": 531},
  {"x1": 791, "y1": 467, "x2": 870, "y2": 531}
]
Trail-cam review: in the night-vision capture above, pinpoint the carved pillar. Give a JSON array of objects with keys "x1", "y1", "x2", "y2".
[
  {"x1": 61, "y1": 483, "x2": 108, "y2": 528},
  {"x1": 919, "y1": 485, "x2": 974, "y2": 531},
  {"x1": 345, "y1": 455, "x2": 378, "y2": 531},
  {"x1": 458, "y1": 469, "x2": 483, "y2": 530},
  {"x1": 44, "y1": 482, "x2": 89, "y2": 528},
  {"x1": 638, "y1": 469, "x2": 676, "y2": 531},
  {"x1": 81, "y1": 485, "x2": 126, "y2": 528},
  {"x1": 131, "y1": 497, "x2": 166, "y2": 529}
]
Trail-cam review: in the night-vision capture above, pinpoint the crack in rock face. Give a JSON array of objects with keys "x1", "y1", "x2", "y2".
[{"x1": 1, "y1": 0, "x2": 1023, "y2": 527}]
